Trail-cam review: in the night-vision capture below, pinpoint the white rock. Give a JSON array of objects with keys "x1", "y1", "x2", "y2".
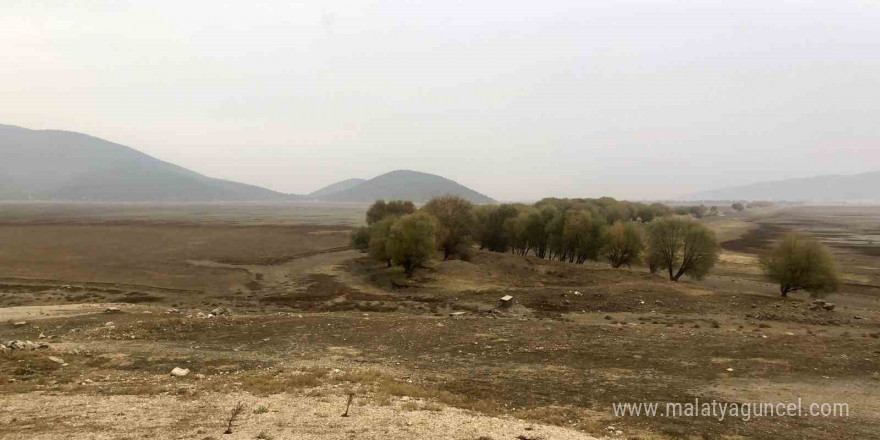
[
  {"x1": 170, "y1": 367, "x2": 190, "y2": 377},
  {"x1": 47, "y1": 356, "x2": 65, "y2": 365}
]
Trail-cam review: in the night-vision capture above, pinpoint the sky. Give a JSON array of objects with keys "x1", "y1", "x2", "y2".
[{"x1": 2, "y1": 0, "x2": 879, "y2": 201}]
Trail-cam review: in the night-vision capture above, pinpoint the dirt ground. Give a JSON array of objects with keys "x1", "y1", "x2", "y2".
[{"x1": 1, "y1": 204, "x2": 879, "y2": 439}]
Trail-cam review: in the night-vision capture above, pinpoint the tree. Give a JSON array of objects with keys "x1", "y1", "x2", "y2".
[
  {"x1": 602, "y1": 221, "x2": 645, "y2": 268},
  {"x1": 647, "y1": 216, "x2": 720, "y2": 281},
  {"x1": 423, "y1": 195, "x2": 474, "y2": 260},
  {"x1": 759, "y1": 233, "x2": 840, "y2": 298},
  {"x1": 350, "y1": 226, "x2": 370, "y2": 252},
  {"x1": 368, "y1": 217, "x2": 396, "y2": 267},
  {"x1": 731, "y1": 202, "x2": 745, "y2": 212},
  {"x1": 366, "y1": 200, "x2": 416, "y2": 224},
  {"x1": 386, "y1": 213, "x2": 437, "y2": 277},
  {"x1": 474, "y1": 204, "x2": 518, "y2": 252}
]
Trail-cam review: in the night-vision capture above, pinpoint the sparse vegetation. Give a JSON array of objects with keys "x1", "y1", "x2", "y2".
[
  {"x1": 224, "y1": 401, "x2": 245, "y2": 435},
  {"x1": 731, "y1": 202, "x2": 745, "y2": 212},
  {"x1": 760, "y1": 233, "x2": 840, "y2": 298}
]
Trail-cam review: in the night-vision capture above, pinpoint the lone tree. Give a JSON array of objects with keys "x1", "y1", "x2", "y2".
[
  {"x1": 731, "y1": 202, "x2": 745, "y2": 212},
  {"x1": 759, "y1": 233, "x2": 840, "y2": 298},
  {"x1": 386, "y1": 212, "x2": 437, "y2": 277},
  {"x1": 602, "y1": 221, "x2": 645, "y2": 268},
  {"x1": 366, "y1": 200, "x2": 416, "y2": 224},
  {"x1": 423, "y1": 195, "x2": 474, "y2": 260},
  {"x1": 647, "y1": 216, "x2": 720, "y2": 281}
]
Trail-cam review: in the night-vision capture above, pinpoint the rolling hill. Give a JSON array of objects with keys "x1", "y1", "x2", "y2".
[
  {"x1": 308, "y1": 178, "x2": 366, "y2": 199},
  {"x1": 317, "y1": 170, "x2": 496, "y2": 204},
  {"x1": 687, "y1": 171, "x2": 880, "y2": 202},
  {"x1": 0, "y1": 124, "x2": 299, "y2": 202}
]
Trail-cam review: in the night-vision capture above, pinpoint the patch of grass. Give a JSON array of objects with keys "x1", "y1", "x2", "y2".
[
  {"x1": 255, "y1": 430, "x2": 274, "y2": 440},
  {"x1": 253, "y1": 404, "x2": 270, "y2": 414}
]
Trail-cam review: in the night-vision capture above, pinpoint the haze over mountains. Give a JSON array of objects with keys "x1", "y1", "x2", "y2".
[
  {"x1": 687, "y1": 171, "x2": 880, "y2": 202},
  {"x1": 0, "y1": 124, "x2": 297, "y2": 202},
  {"x1": 313, "y1": 170, "x2": 496, "y2": 204},
  {"x1": 0, "y1": 125, "x2": 494, "y2": 203}
]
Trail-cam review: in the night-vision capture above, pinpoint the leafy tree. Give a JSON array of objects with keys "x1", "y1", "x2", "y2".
[
  {"x1": 562, "y1": 210, "x2": 605, "y2": 263},
  {"x1": 731, "y1": 202, "x2": 745, "y2": 212},
  {"x1": 602, "y1": 221, "x2": 645, "y2": 268},
  {"x1": 350, "y1": 226, "x2": 370, "y2": 252},
  {"x1": 368, "y1": 217, "x2": 397, "y2": 267},
  {"x1": 647, "y1": 216, "x2": 720, "y2": 281},
  {"x1": 474, "y1": 204, "x2": 518, "y2": 252},
  {"x1": 366, "y1": 200, "x2": 415, "y2": 224},
  {"x1": 423, "y1": 195, "x2": 474, "y2": 260},
  {"x1": 386, "y1": 212, "x2": 437, "y2": 277},
  {"x1": 759, "y1": 233, "x2": 840, "y2": 298}
]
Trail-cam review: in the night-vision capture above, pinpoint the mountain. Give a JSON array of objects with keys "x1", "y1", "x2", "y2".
[
  {"x1": 318, "y1": 170, "x2": 496, "y2": 204},
  {"x1": 0, "y1": 124, "x2": 299, "y2": 202},
  {"x1": 687, "y1": 171, "x2": 880, "y2": 202},
  {"x1": 308, "y1": 178, "x2": 366, "y2": 199}
]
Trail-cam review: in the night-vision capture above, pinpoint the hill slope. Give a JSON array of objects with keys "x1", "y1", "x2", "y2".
[
  {"x1": 0, "y1": 124, "x2": 298, "y2": 202},
  {"x1": 687, "y1": 171, "x2": 880, "y2": 202},
  {"x1": 319, "y1": 170, "x2": 495, "y2": 204},
  {"x1": 308, "y1": 178, "x2": 366, "y2": 199}
]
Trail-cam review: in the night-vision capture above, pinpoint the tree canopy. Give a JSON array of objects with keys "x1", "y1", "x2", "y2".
[{"x1": 759, "y1": 233, "x2": 840, "y2": 298}]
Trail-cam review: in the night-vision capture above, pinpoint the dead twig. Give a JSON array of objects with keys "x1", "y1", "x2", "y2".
[
  {"x1": 224, "y1": 401, "x2": 245, "y2": 434},
  {"x1": 341, "y1": 393, "x2": 355, "y2": 417}
]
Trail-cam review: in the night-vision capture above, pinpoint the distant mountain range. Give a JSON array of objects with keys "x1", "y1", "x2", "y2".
[
  {"x1": 687, "y1": 171, "x2": 880, "y2": 202},
  {"x1": 0, "y1": 124, "x2": 299, "y2": 202},
  {"x1": 311, "y1": 170, "x2": 496, "y2": 204},
  {"x1": 0, "y1": 124, "x2": 496, "y2": 204}
]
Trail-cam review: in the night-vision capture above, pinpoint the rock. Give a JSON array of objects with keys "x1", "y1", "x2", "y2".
[
  {"x1": 823, "y1": 303, "x2": 836, "y2": 311},
  {"x1": 13, "y1": 321, "x2": 27, "y2": 327},
  {"x1": 498, "y1": 295, "x2": 514, "y2": 308},
  {"x1": 105, "y1": 322, "x2": 115, "y2": 327},
  {"x1": 170, "y1": 367, "x2": 190, "y2": 377},
  {"x1": 194, "y1": 373, "x2": 206, "y2": 380},
  {"x1": 47, "y1": 356, "x2": 65, "y2": 365},
  {"x1": 166, "y1": 308, "x2": 181, "y2": 314},
  {"x1": 38, "y1": 333, "x2": 47, "y2": 339},
  {"x1": 449, "y1": 312, "x2": 467, "y2": 317},
  {"x1": 210, "y1": 307, "x2": 230, "y2": 316},
  {"x1": 105, "y1": 307, "x2": 123, "y2": 313},
  {"x1": 726, "y1": 368, "x2": 734, "y2": 372},
  {"x1": 0, "y1": 344, "x2": 7, "y2": 352}
]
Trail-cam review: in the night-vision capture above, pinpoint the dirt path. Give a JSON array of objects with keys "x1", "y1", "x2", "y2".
[
  {"x1": 0, "y1": 303, "x2": 120, "y2": 323},
  {"x1": 0, "y1": 391, "x2": 600, "y2": 440}
]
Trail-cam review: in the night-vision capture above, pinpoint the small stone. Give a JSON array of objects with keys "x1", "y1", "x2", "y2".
[
  {"x1": 170, "y1": 367, "x2": 190, "y2": 377},
  {"x1": 726, "y1": 368, "x2": 734, "y2": 372},
  {"x1": 105, "y1": 307, "x2": 123, "y2": 313},
  {"x1": 13, "y1": 321, "x2": 27, "y2": 327},
  {"x1": 47, "y1": 356, "x2": 65, "y2": 365}
]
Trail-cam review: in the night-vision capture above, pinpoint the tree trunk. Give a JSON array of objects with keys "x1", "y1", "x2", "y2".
[{"x1": 780, "y1": 286, "x2": 789, "y2": 298}]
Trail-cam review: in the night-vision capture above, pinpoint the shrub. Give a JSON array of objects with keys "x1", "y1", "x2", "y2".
[
  {"x1": 759, "y1": 233, "x2": 840, "y2": 298},
  {"x1": 350, "y1": 226, "x2": 370, "y2": 252}
]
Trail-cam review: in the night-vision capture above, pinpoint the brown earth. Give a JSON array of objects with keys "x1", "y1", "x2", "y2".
[{"x1": 1, "y1": 203, "x2": 879, "y2": 439}]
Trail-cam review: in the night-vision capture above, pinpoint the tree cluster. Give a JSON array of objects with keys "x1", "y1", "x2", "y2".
[{"x1": 352, "y1": 196, "x2": 721, "y2": 281}]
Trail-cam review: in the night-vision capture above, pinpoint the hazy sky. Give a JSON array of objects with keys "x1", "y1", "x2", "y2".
[{"x1": 2, "y1": 1, "x2": 879, "y2": 201}]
